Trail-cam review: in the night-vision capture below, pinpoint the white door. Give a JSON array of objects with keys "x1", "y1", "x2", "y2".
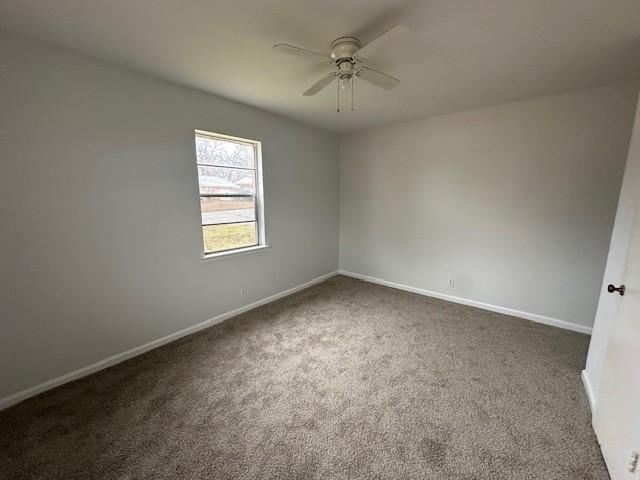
[{"x1": 592, "y1": 113, "x2": 640, "y2": 478}]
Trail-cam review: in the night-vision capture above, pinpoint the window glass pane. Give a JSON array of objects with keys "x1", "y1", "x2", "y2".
[
  {"x1": 200, "y1": 197, "x2": 255, "y2": 225},
  {"x1": 202, "y1": 222, "x2": 257, "y2": 253},
  {"x1": 195, "y1": 134, "x2": 255, "y2": 169},
  {"x1": 197, "y1": 166, "x2": 255, "y2": 195}
]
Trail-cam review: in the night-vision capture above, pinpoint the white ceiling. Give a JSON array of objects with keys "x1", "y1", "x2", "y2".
[{"x1": 1, "y1": 0, "x2": 639, "y2": 133}]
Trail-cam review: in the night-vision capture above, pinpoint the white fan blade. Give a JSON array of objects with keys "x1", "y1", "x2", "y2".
[
  {"x1": 355, "y1": 24, "x2": 410, "y2": 59},
  {"x1": 273, "y1": 43, "x2": 333, "y2": 62},
  {"x1": 303, "y1": 73, "x2": 338, "y2": 96},
  {"x1": 356, "y1": 67, "x2": 399, "y2": 90}
]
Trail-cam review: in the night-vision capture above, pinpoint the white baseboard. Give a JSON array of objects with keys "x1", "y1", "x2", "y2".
[
  {"x1": 581, "y1": 369, "x2": 596, "y2": 413},
  {"x1": 338, "y1": 269, "x2": 592, "y2": 335},
  {"x1": 0, "y1": 270, "x2": 339, "y2": 412}
]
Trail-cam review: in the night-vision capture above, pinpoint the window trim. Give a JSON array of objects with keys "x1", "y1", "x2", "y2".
[
  {"x1": 202, "y1": 244, "x2": 271, "y2": 261},
  {"x1": 194, "y1": 129, "x2": 267, "y2": 258}
]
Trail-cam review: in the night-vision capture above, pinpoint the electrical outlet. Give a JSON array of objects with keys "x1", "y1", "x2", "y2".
[
  {"x1": 448, "y1": 278, "x2": 455, "y2": 289},
  {"x1": 240, "y1": 287, "x2": 246, "y2": 298}
]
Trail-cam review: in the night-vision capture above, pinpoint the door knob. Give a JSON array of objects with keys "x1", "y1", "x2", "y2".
[{"x1": 607, "y1": 284, "x2": 626, "y2": 296}]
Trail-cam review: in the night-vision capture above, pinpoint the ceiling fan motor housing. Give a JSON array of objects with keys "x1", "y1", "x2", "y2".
[{"x1": 330, "y1": 37, "x2": 361, "y2": 60}]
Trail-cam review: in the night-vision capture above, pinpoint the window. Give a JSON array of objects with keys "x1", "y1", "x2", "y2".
[{"x1": 194, "y1": 130, "x2": 265, "y2": 256}]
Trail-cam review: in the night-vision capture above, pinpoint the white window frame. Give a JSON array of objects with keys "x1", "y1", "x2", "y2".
[{"x1": 195, "y1": 129, "x2": 267, "y2": 259}]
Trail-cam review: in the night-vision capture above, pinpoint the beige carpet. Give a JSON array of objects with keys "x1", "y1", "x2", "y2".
[{"x1": 0, "y1": 275, "x2": 608, "y2": 479}]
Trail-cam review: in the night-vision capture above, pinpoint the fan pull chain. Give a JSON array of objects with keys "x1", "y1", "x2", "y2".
[
  {"x1": 337, "y1": 77, "x2": 340, "y2": 112},
  {"x1": 351, "y1": 76, "x2": 354, "y2": 111}
]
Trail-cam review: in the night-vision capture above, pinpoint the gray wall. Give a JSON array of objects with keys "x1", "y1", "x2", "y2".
[
  {"x1": 339, "y1": 84, "x2": 638, "y2": 329},
  {"x1": 0, "y1": 31, "x2": 339, "y2": 400}
]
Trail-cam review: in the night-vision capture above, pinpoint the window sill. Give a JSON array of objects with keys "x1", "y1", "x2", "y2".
[{"x1": 202, "y1": 244, "x2": 270, "y2": 262}]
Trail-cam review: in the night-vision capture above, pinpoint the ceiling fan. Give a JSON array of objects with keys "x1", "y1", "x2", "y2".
[{"x1": 274, "y1": 24, "x2": 409, "y2": 112}]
